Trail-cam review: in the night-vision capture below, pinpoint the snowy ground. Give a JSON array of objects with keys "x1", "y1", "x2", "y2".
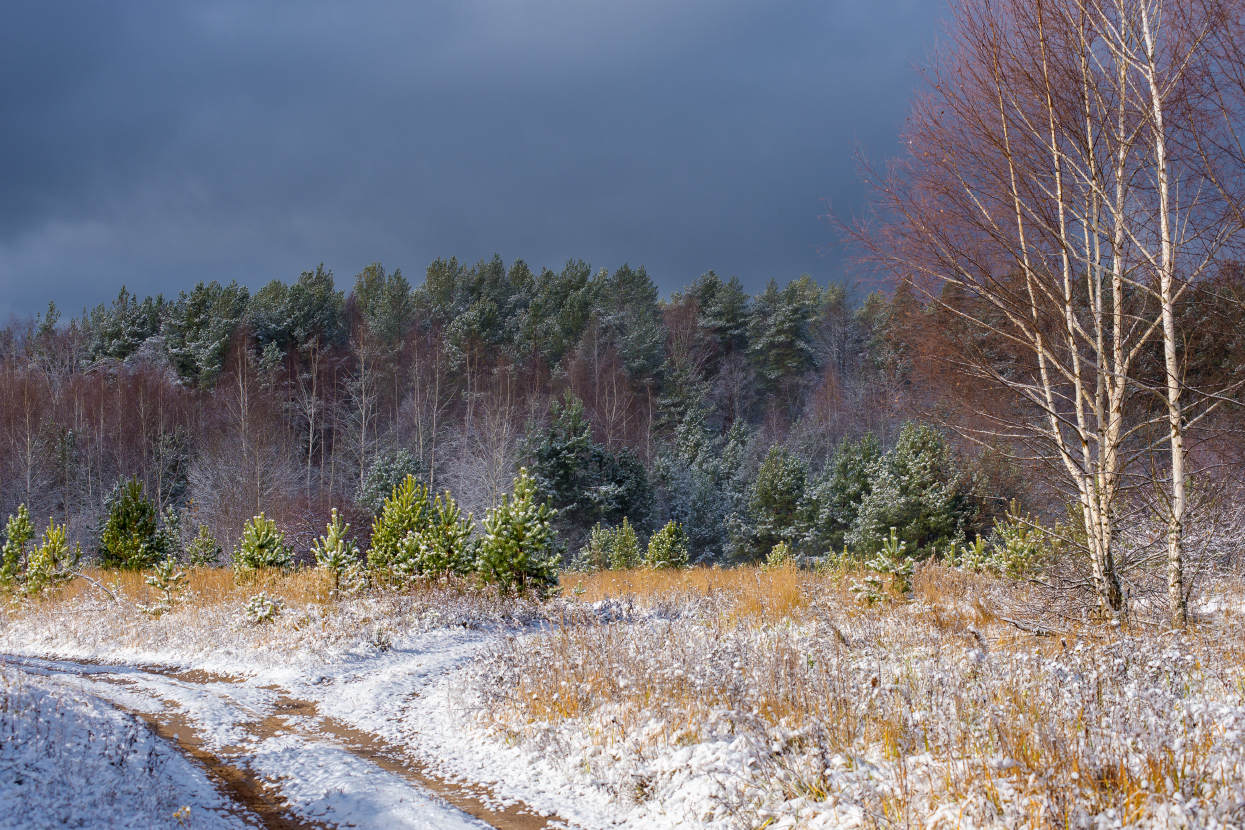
[
  {"x1": 0, "y1": 663, "x2": 252, "y2": 830},
  {"x1": 2, "y1": 570, "x2": 1245, "y2": 829}
]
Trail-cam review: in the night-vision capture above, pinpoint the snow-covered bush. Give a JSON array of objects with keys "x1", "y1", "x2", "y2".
[
  {"x1": 0, "y1": 506, "x2": 34, "y2": 589},
  {"x1": 232, "y1": 513, "x2": 292, "y2": 571},
  {"x1": 644, "y1": 520, "x2": 689, "y2": 569},
  {"x1": 762, "y1": 540, "x2": 794, "y2": 571},
  {"x1": 241, "y1": 591, "x2": 283, "y2": 625},
  {"x1": 477, "y1": 468, "x2": 558, "y2": 596}
]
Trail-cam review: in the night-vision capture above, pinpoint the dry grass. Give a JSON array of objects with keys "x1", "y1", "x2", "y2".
[
  {"x1": 0, "y1": 567, "x2": 541, "y2": 670},
  {"x1": 469, "y1": 565, "x2": 1245, "y2": 829}
]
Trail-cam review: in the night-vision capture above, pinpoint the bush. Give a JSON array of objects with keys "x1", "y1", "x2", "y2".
[
  {"x1": 98, "y1": 478, "x2": 168, "y2": 570},
  {"x1": 477, "y1": 468, "x2": 558, "y2": 596},
  {"x1": 367, "y1": 475, "x2": 430, "y2": 572},
  {"x1": 233, "y1": 513, "x2": 292, "y2": 571},
  {"x1": 763, "y1": 541, "x2": 795, "y2": 571},
  {"x1": 645, "y1": 520, "x2": 689, "y2": 569}
]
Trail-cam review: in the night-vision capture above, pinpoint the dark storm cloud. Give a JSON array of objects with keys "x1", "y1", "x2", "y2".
[{"x1": 0, "y1": 0, "x2": 940, "y2": 317}]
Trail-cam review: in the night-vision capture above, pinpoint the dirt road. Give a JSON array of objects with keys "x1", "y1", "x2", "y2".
[{"x1": 3, "y1": 655, "x2": 557, "y2": 830}]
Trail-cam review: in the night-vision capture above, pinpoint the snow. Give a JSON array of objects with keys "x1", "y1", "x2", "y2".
[
  {"x1": 0, "y1": 663, "x2": 250, "y2": 830},
  {"x1": 4, "y1": 577, "x2": 1245, "y2": 829}
]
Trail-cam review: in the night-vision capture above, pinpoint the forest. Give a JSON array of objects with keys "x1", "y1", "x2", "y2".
[{"x1": 3, "y1": 245, "x2": 1245, "y2": 602}]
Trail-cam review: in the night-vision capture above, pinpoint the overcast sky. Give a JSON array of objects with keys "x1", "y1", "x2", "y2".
[{"x1": 0, "y1": 0, "x2": 941, "y2": 318}]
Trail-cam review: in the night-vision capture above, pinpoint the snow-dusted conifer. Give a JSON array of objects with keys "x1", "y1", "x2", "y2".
[{"x1": 478, "y1": 468, "x2": 558, "y2": 596}]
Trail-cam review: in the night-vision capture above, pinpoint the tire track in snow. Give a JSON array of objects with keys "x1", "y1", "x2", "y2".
[{"x1": 3, "y1": 656, "x2": 557, "y2": 830}]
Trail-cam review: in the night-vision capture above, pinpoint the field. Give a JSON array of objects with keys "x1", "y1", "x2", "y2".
[{"x1": 2, "y1": 565, "x2": 1244, "y2": 829}]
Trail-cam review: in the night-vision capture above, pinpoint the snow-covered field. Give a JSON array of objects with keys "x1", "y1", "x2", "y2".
[
  {"x1": 0, "y1": 662, "x2": 251, "y2": 830},
  {"x1": 2, "y1": 567, "x2": 1245, "y2": 829}
]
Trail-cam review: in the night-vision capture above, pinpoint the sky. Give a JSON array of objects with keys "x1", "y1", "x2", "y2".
[{"x1": 0, "y1": 0, "x2": 942, "y2": 319}]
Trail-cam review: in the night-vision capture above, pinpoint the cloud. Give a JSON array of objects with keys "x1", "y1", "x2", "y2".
[{"x1": 0, "y1": 0, "x2": 939, "y2": 316}]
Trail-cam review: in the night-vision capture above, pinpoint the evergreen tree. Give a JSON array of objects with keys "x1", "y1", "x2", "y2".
[
  {"x1": 729, "y1": 445, "x2": 813, "y2": 561},
  {"x1": 233, "y1": 513, "x2": 293, "y2": 571},
  {"x1": 357, "y1": 450, "x2": 423, "y2": 516},
  {"x1": 391, "y1": 491, "x2": 476, "y2": 580},
  {"x1": 645, "y1": 520, "x2": 689, "y2": 569},
  {"x1": 367, "y1": 474, "x2": 431, "y2": 571},
  {"x1": 98, "y1": 478, "x2": 167, "y2": 570},
  {"x1": 477, "y1": 468, "x2": 558, "y2": 596},
  {"x1": 804, "y1": 433, "x2": 883, "y2": 553},
  {"x1": 84, "y1": 287, "x2": 165, "y2": 362},
  {"x1": 312, "y1": 509, "x2": 361, "y2": 592},
  {"x1": 164, "y1": 280, "x2": 249, "y2": 387},
  {"x1": 1, "y1": 505, "x2": 34, "y2": 587},
  {"x1": 747, "y1": 276, "x2": 821, "y2": 392},
  {"x1": 848, "y1": 423, "x2": 971, "y2": 558}
]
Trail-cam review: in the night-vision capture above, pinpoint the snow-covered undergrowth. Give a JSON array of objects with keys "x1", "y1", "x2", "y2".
[
  {"x1": 460, "y1": 566, "x2": 1245, "y2": 829},
  {"x1": 0, "y1": 567, "x2": 542, "y2": 671},
  {"x1": 3, "y1": 565, "x2": 1245, "y2": 829},
  {"x1": 0, "y1": 664, "x2": 247, "y2": 830}
]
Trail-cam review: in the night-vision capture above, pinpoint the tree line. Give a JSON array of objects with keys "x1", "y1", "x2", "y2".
[{"x1": 0, "y1": 254, "x2": 1030, "y2": 572}]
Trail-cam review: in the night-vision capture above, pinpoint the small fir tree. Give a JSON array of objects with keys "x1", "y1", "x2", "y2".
[
  {"x1": 1, "y1": 505, "x2": 34, "y2": 587},
  {"x1": 24, "y1": 519, "x2": 80, "y2": 594},
  {"x1": 478, "y1": 468, "x2": 558, "y2": 596},
  {"x1": 98, "y1": 478, "x2": 166, "y2": 570},
  {"x1": 312, "y1": 508, "x2": 361, "y2": 592},
  {"x1": 186, "y1": 524, "x2": 222, "y2": 567},
  {"x1": 367, "y1": 475, "x2": 430, "y2": 572},
  {"x1": 608, "y1": 518, "x2": 642, "y2": 569},
  {"x1": 644, "y1": 520, "x2": 689, "y2": 569},
  {"x1": 233, "y1": 513, "x2": 292, "y2": 571}
]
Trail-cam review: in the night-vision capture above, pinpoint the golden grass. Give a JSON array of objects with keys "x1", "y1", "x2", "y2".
[{"x1": 475, "y1": 564, "x2": 1245, "y2": 828}]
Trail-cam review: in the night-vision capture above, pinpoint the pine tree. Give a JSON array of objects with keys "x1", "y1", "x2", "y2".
[
  {"x1": 312, "y1": 508, "x2": 361, "y2": 592},
  {"x1": 367, "y1": 475, "x2": 431, "y2": 571},
  {"x1": 98, "y1": 478, "x2": 167, "y2": 570},
  {"x1": 478, "y1": 468, "x2": 558, "y2": 596},
  {"x1": 1, "y1": 506, "x2": 34, "y2": 588},
  {"x1": 608, "y1": 518, "x2": 641, "y2": 569},
  {"x1": 390, "y1": 491, "x2": 476, "y2": 579},
  {"x1": 233, "y1": 513, "x2": 293, "y2": 571},
  {"x1": 645, "y1": 521, "x2": 689, "y2": 569}
]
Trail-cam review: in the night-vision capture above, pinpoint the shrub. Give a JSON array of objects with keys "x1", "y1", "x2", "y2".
[
  {"x1": 574, "y1": 518, "x2": 642, "y2": 571},
  {"x1": 233, "y1": 513, "x2": 292, "y2": 571},
  {"x1": 645, "y1": 520, "x2": 689, "y2": 569},
  {"x1": 367, "y1": 475, "x2": 430, "y2": 572},
  {"x1": 312, "y1": 508, "x2": 361, "y2": 592},
  {"x1": 241, "y1": 592, "x2": 283, "y2": 625},
  {"x1": 852, "y1": 528, "x2": 915, "y2": 604},
  {"x1": 477, "y1": 468, "x2": 558, "y2": 596},
  {"x1": 98, "y1": 478, "x2": 168, "y2": 570}
]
